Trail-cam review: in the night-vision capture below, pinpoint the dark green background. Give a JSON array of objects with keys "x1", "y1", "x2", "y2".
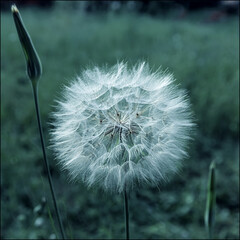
[{"x1": 1, "y1": 2, "x2": 239, "y2": 239}]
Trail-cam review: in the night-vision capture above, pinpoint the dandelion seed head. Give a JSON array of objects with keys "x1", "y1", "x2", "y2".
[{"x1": 51, "y1": 62, "x2": 194, "y2": 193}]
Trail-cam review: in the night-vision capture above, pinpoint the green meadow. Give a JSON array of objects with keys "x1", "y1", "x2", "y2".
[{"x1": 1, "y1": 4, "x2": 239, "y2": 239}]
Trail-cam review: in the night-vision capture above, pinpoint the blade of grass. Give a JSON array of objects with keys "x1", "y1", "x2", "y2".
[
  {"x1": 47, "y1": 204, "x2": 59, "y2": 239},
  {"x1": 204, "y1": 161, "x2": 216, "y2": 239}
]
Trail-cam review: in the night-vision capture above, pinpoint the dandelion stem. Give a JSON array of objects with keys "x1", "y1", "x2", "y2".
[
  {"x1": 124, "y1": 190, "x2": 130, "y2": 240},
  {"x1": 32, "y1": 82, "x2": 66, "y2": 239}
]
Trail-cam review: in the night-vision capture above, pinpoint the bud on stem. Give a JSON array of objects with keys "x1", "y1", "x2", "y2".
[
  {"x1": 11, "y1": 4, "x2": 42, "y2": 84},
  {"x1": 11, "y1": 5, "x2": 66, "y2": 239}
]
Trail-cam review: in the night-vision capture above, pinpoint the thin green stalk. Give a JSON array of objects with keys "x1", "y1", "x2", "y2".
[
  {"x1": 11, "y1": 5, "x2": 66, "y2": 239},
  {"x1": 205, "y1": 161, "x2": 216, "y2": 240},
  {"x1": 32, "y1": 82, "x2": 66, "y2": 239},
  {"x1": 124, "y1": 190, "x2": 130, "y2": 240}
]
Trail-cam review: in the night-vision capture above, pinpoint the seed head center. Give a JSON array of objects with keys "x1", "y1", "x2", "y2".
[{"x1": 102, "y1": 111, "x2": 140, "y2": 139}]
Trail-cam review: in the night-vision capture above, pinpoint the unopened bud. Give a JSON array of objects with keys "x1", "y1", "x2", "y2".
[{"x1": 11, "y1": 4, "x2": 42, "y2": 83}]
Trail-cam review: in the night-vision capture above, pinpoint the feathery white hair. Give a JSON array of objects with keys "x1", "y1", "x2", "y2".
[{"x1": 51, "y1": 62, "x2": 194, "y2": 193}]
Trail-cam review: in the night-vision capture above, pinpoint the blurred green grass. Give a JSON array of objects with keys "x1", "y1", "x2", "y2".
[{"x1": 1, "y1": 4, "x2": 239, "y2": 239}]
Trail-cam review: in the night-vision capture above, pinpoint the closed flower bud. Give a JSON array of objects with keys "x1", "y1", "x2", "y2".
[{"x1": 11, "y1": 4, "x2": 42, "y2": 83}]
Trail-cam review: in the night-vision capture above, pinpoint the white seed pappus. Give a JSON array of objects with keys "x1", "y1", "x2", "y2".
[{"x1": 51, "y1": 62, "x2": 194, "y2": 193}]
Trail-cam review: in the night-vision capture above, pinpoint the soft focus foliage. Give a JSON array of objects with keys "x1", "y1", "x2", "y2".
[
  {"x1": 51, "y1": 63, "x2": 194, "y2": 193},
  {"x1": 1, "y1": 3, "x2": 239, "y2": 239}
]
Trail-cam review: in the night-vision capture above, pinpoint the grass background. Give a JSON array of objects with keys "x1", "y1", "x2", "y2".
[{"x1": 1, "y1": 2, "x2": 239, "y2": 239}]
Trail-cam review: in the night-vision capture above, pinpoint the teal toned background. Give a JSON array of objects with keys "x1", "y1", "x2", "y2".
[{"x1": 1, "y1": 1, "x2": 239, "y2": 239}]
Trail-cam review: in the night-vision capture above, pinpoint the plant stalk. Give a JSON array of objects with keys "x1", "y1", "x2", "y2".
[
  {"x1": 32, "y1": 82, "x2": 66, "y2": 239},
  {"x1": 124, "y1": 190, "x2": 130, "y2": 240}
]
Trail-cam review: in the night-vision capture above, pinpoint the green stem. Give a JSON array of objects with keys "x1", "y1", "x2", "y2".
[
  {"x1": 32, "y1": 82, "x2": 66, "y2": 239},
  {"x1": 124, "y1": 190, "x2": 130, "y2": 240}
]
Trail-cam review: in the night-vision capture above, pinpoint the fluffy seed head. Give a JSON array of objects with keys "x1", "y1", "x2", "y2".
[{"x1": 50, "y1": 62, "x2": 194, "y2": 193}]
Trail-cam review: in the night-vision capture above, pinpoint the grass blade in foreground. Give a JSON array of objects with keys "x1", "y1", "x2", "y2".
[
  {"x1": 204, "y1": 161, "x2": 216, "y2": 239},
  {"x1": 11, "y1": 5, "x2": 66, "y2": 239}
]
